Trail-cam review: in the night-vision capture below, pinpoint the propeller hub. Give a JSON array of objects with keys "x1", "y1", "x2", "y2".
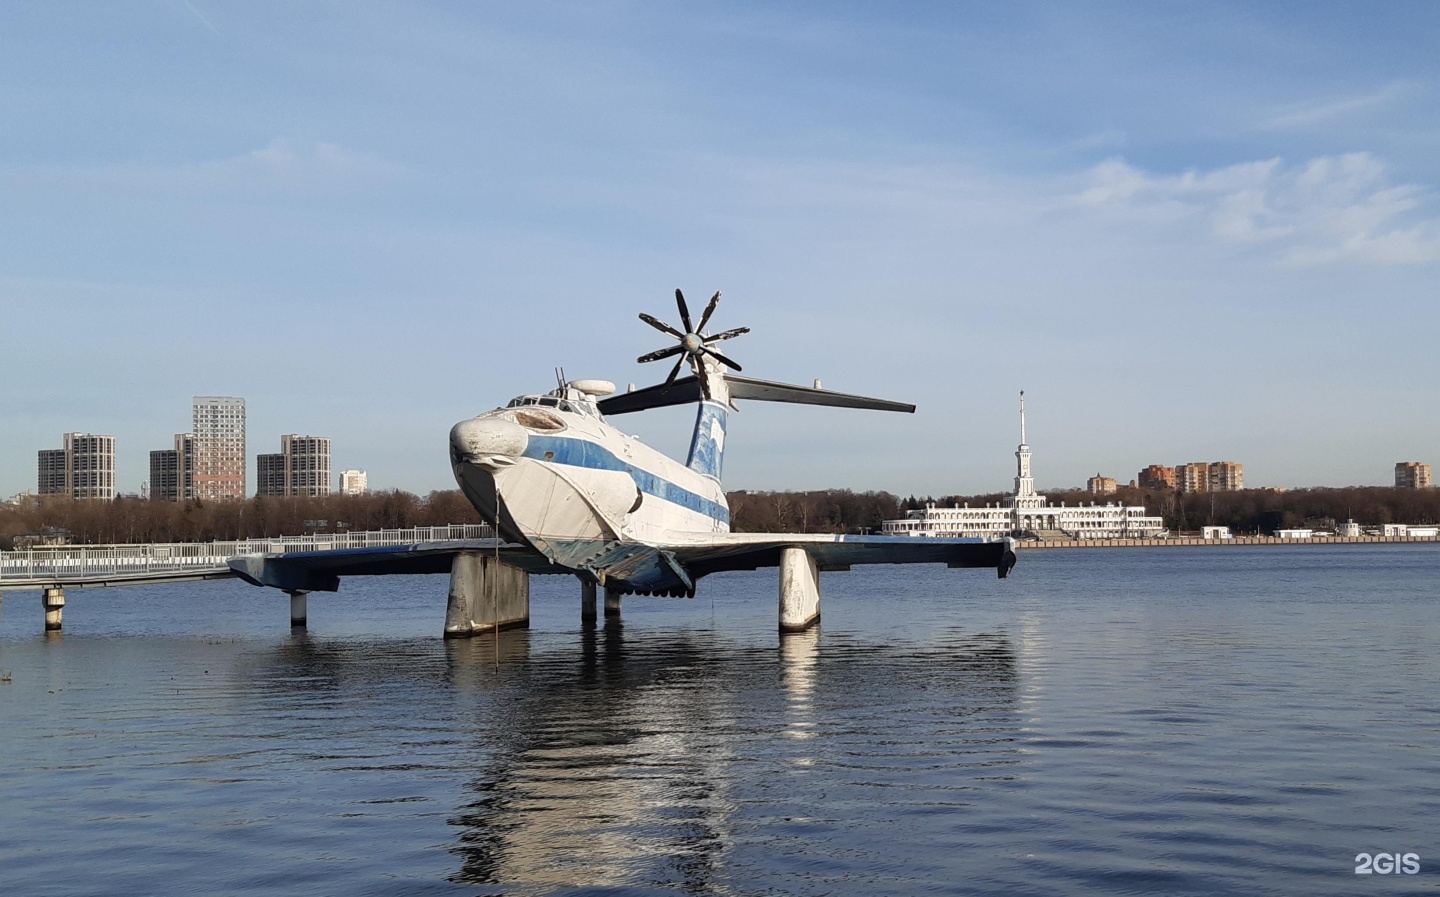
[{"x1": 682, "y1": 333, "x2": 703, "y2": 353}]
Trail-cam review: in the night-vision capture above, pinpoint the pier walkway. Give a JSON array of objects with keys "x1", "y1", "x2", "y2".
[{"x1": 0, "y1": 524, "x2": 495, "y2": 592}]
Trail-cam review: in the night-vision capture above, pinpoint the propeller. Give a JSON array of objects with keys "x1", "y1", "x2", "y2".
[{"x1": 637, "y1": 289, "x2": 750, "y2": 399}]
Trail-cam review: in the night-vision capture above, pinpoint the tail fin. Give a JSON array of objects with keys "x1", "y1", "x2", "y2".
[{"x1": 685, "y1": 400, "x2": 727, "y2": 480}]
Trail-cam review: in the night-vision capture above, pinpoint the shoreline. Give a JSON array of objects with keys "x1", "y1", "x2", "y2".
[{"x1": 1012, "y1": 534, "x2": 1440, "y2": 550}]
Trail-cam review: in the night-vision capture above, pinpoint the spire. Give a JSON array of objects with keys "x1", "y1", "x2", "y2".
[
  {"x1": 1007, "y1": 388, "x2": 1044, "y2": 510},
  {"x1": 1019, "y1": 390, "x2": 1027, "y2": 446}
]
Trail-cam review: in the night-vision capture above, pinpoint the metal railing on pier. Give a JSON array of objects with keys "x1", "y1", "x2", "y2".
[{"x1": 0, "y1": 524, "x2": 495, "y2": 590}]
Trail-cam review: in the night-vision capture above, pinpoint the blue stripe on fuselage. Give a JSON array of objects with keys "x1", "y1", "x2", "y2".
[{"x1": 521, "y1": 435, "x2": 730, "y2": 524}]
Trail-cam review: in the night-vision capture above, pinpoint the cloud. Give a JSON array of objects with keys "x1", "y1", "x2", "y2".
[
  {"x1": 1260, "y1": 82, "x2": 1412, "y2": 131},
  {"x1": 174, "y1": 138, "x2": 400, "y2": 192},
  {"x1": 1077, "y1": 152, "x2": 1440, "y2": 266},
  {"x1": 1, "y1": 138, "x2": 400, "y2": 198}
]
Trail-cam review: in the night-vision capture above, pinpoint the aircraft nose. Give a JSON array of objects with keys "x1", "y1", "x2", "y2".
[{"x1": 450, "y1": 416, "x2": 529, "y2": 468}]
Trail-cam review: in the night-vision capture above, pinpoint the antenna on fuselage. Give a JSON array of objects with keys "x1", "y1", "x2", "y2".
[{"x1": 554, "y1": 367, "x2": 567, "y2": 394}]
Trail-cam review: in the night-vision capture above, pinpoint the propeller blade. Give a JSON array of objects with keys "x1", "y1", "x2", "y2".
[
  {"x1": 675, "y1": 288, "x2": 694, "y2": 334},
  {"x1": 700, "y1": 374, "x2": 712, "y2": 401},
  {"x1": 637, "y1": 344, "x2": 684, "y2": 364},
  {"x1": 702, "y1": 347, "x2": 743, "y2": 371},
  {"x1": 704, "y1": 326, "x2": 749, "y2": 343},
  {"x1": 640, "y1": 312, "x2": 683, "y2": 340},
  {"x1": 663, "y1": 353, "x2": 686, "y2": 388},
  {"x1": 696, "y1": 291, "x2": 721, "y2": 334}
]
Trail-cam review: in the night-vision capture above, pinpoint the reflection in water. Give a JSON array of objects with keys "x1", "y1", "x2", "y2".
[
  {"x1": 782, "y1": 631, "x2": 818, "y2": 759},
  {"x1": 444, "y1": 623, "x2": 1019, "y2": 892}
]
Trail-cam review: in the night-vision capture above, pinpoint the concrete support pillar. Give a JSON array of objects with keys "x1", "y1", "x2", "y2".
[
  {"x1": 289, "y1": 590, "x2": 308, "y2": 628},
  {"x1": 603, "y1": 586, "x2": 622, "y2": 618},
  {"x1": 580, "y1": 580, "x2": 597, "y2": 624},
  {"x1": 778, "y1": 547, "x2": 820, "y2": 632},
  {"x1": 43, "y1": 586, "x2": 66, "y2": 631},
  {"x1": 445, "y1": 551, "x2": 530, "y2": 638}
]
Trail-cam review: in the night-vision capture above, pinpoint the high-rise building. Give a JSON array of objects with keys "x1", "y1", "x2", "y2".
[
  {"x1": 149, "y1": 450, "x2": 177, "y2": 501},
  {"x1": 1176, "y1": 462, "x2": 1210, "y2": 493},
  {"x1": 1207, "y1": 461, "x2": 1244, "y2": 492},
  {"x1": 36, "y1": 433, "x2": 116, "y2": 501},
  {"x1": 192, "y1": 397, "x2": 246, "y2": 502},
  {"x1": 148, "y1": 433, "x2": 195, "y2": 502},
  {"x1": 256, "y1": 435, "x2": 332, "y2": 497},
  {"x1": 284, "y1": 435, "x2": 331, "y2": 497},
  {"x1": 1176, "y1": 461, "x2": 1244, "y2": 493},
  {"x1": 338, "y1": 469, "x2": 369, "y2": 496},
  {"x1": 1137, "y1": 464, "x2": 1177, "y2": 490},
  {"x1": 1086, "y1": 474, "x2": 1118, "y2": 495},
  {"x1": 256, "y1": 453, "x2": 287, "y2": 497},
  {"x1": 1395, "y1": 462, "x2": 1433, "y2": 490},
  {"x1": 38, "y1": 449, "x2": 67, "y2": 495}
]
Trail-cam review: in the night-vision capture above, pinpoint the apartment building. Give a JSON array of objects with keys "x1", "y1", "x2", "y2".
[
  {"x1": 1175, "y1": 461, "x2": 1245, "y2": 493},
  {"x1": 256, "y1": 435, "x2": 332, "y2": 498},
  {"x1": 338, "y1": 469, "x2": 369, "y2": 496},
  {"x1": 37, "y1": 433, "x2": 117, "y2": 501},
  {"x1": 1086, "y1": 474, "x2": 1118, "y2": 495},
  {"x1": 1395, "y1": 461, "x2": 1433, "y2": 490},
  {"x1": 192, "y1": 396, "x2": 246, "y2": 501},
  {"x1": 1137, "y1": 464, "x2": 1177, "y2": 490},
  {"x1": 148, "y1": 433, "x2": 195, "y2": 502}
]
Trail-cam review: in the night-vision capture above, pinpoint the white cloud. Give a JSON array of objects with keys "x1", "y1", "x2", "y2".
[
  {"x1": 0, "y1": 138, "x2": 400, "y2": 197},
  {"x1": 1260, "y1": 83, "x2": 1412, "y2": 131},
  {"x1": 1077, "y1": 152, "x2": 1440, "y2": 266},
  {"x1": 176, "y1": 138, "x2": 400, "y2": 191}
]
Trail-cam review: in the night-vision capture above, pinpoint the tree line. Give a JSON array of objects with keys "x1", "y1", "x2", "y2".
[
  {"x1": 0, "y1": 491, "x2": 482, "y2": 549},
  {"x1": 5, "y1": 484, "x2": 1439, "y2": 549}
]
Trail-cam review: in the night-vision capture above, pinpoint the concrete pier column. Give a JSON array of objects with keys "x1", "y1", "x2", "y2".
[
  {"x1": 603, "y1": 586, "x2": 623, "y2": 618},
  {"x1": 42, "y1": 586, "x2": 66, "y2": 631},
  {"x1": 445, "y1": 551, "x2": 530, "y2": 638},
  {"x1": 778, "y1": 547, "x2": 820, "y2": 632},
  {"x1": 288, "y1": 591, "x2": 308, "y2": 628},
  {"x1": 581, "y1": 580, "x2": 598, "y2": 624}
]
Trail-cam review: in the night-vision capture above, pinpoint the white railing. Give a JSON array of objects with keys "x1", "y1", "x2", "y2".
[{"x1": 0, "y1": 524, "x2": 495, "y2": 586}]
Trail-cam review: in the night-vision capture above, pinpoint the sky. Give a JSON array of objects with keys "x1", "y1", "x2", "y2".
[{"x1": 2, "y1": 1, "x2": 1439, "y2": 500}]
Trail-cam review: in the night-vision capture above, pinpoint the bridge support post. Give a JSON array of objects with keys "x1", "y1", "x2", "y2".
[
  {"x1": 445, "y1": 551, "x2": 529, "y2": 638},
  {"x1": 289, "y1": 591, "x2": 308, "y2": 628},
  {"x1": 581, "y1": 580, "x2": 597, "y2": 624},
  {"x1": 42, "y1": 586, "x2": 66, "y2": 631},
  {"x1": 603, "y1": 586, "x2": 622, "y2": 618},
  {"x1": 779, "y1": 547, "x2": 820, "y2": 632}
]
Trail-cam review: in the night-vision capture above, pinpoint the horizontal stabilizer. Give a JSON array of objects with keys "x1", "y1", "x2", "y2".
[
  {"x1": 727, "y1": 374, "x2": 914, "y2": 412},
  {"x1": 597, "y1": 374, "x2": 913, "y2": 415},
  {"x1": 597, "y1": 376, "x2": 704, "y2": 415}
]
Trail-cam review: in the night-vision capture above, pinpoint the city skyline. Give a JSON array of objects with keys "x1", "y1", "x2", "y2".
[{"x1": 2, "y1": 5, "x2": 1439, "y2": 498}]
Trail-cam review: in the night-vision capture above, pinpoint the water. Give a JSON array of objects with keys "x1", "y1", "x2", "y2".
[{"x1": 1, "y1": 544, "x2": 1437, "y2": 895}]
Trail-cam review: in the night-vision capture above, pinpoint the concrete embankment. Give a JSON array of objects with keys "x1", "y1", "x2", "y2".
[{"x1": 1013, "y1": 535, "x2": 1440, "y2": 550}]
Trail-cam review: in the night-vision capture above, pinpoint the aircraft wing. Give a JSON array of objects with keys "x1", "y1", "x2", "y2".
[
  {"x1": 663, "y1": 532, "x2": 1016, "y2": 579},
  {"x1": 228, "y1": 538, "x2": 554, "y2": 592}
]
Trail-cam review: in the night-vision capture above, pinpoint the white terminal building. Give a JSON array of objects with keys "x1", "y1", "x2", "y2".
[{"x1": 882, "y1": 393, "x2": 1167, "y2": 540}]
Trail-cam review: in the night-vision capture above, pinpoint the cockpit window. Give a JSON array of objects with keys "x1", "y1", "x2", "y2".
[{"x1": 506, "y1": 394, "x2": 601, "y2": 417}]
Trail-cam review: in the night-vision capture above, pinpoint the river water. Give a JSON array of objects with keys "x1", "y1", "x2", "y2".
[{"x1": 1, "y1": 544, "x2": 1436, "y2": 895}]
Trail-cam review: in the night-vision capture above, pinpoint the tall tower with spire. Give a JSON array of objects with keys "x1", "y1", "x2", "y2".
[{"x1": 1007, "y1": 390, "x2": 1046, "y2": 510}]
